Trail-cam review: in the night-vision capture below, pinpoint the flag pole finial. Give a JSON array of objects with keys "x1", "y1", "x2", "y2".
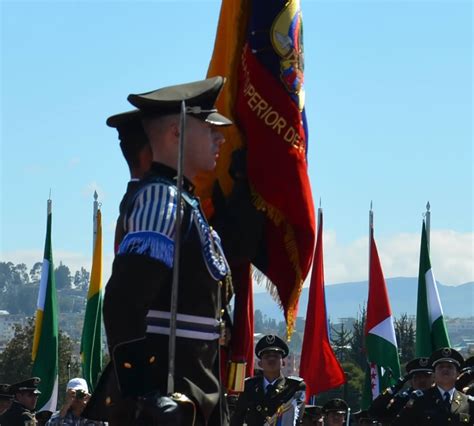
[
  {"x1": 94, "y1": 190, "x2": 98, "y2": 201},
  {"x1": 426, "y1": 201, "x2": 430, "y2": 211},
  {"x1": 319, "y1": 197, "x2": 321, "y2": 208}
]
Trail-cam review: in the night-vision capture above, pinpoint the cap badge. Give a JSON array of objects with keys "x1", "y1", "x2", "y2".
[
  {"x1": 266, "y1": 335, "x2": 276, "y2": 344},
  {"x1": 420, "y1": 358, "x2": 428, "y2": 367},
  {"x1": 442, "y1": 348, "x2": 451, "y2": 357}
]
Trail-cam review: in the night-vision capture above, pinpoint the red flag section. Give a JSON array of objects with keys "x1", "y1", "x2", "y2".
[
  {"x1": 365, "y1": 233, "x2": 393, "y2": 333},
  {"x1": 299, "y1": 210, "x2": 345, "y2": 399},
  {"x1": 198, "y1": 0, "x2": 315, "y2": 385}
]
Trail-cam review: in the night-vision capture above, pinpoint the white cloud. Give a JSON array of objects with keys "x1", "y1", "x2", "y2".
[
  {"x1": 2, "y1": 230, "x2": 472, "y2": 287},
  {"x1": 322, "y1": 229, "x2": 473, "y2": 286},
  {"x1": 68, "y1": 157, "x2": 80, "y2": 168}
]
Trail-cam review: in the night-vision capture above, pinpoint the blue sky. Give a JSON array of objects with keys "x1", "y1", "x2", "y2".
[{"x1": 1, "y1": 0, "x2": 472, "y2": 287}]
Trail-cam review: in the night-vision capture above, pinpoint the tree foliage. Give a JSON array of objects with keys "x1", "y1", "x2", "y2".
[{"x1": 0, "y1": 317, "x2": 81, "y2": 405}]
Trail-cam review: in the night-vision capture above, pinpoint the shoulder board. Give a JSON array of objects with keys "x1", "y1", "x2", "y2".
[
  {"x1": 245, "y1": 376, "x2": 262, "y2": 384},
  {"x1": 286, "y1": 376, "x2": 304, "y2": 383}
]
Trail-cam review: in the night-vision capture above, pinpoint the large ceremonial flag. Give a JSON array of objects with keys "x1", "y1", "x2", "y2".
[
  {"x1": 32, "y1": 198, "x2": 59, "y2": 412},
  {"x1": 81, "y1": 208, "x2": 104, "y2": 392},
  {"x1": 299, "y1": 208, "x2": 345, "y2": 399},
  {"x1": 415, "y1": 220, "x2": 450, "y2": 357},
  {"x1": 200, "y1": 0, "x2": 315, "y2": 355},
  {"x1": 362, "y1": 209, "x2": 400, "y2": 408}
]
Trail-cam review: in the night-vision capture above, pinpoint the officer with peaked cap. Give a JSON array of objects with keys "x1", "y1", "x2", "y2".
[
  {"x1": 96, "y1": 76, "x2": 234, "y2": 426},
  {"x1": 301, "y1": 404, "x2": 323, "y2": 425},
  {"x1": 351, "y1": 409, "x2": 378, "y2": 425},
  {"x1": 457, "y1": 356, "x2": 474, "y2": 396},
  {"x1": 106, "y1": 109, "x2": 152, "y2": 252},
  {"x1": 394, "y1": 347, "x2": 474, "y2": 425},
  {"x1": 369, "y1": 356, "x2": 434, "y2": 422},
  {"x1": 230, "y1": 334, "x2": 306, "y2": 426},
  {"x1": 0, "y1": 377, "x2": 40, "y2": 425},
  {"x1": 322, "y1": 398, "x2": 349, "y2": 426},
  {"x1": 0, "y1": 384, "x2": 14, "y2": 416}
]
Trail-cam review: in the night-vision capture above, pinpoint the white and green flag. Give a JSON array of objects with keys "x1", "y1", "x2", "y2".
[
  {"x1": 32, "y1": 199, "x2": 59, "y2": 412},
  {"x1": 362, "y1": 214, "x2": 401, "y2": 408},
  {"x1": 415, "y1": 220, "x2": 450, "y2": 357}
]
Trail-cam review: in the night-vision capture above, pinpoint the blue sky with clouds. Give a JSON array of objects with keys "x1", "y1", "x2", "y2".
[{"x1": 1, "y1": 0, "x2": 472, "y2": 287}]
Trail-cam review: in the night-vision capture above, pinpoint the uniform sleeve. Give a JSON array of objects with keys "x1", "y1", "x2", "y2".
[
  {"x1": 392, "y1": 397, "x2": 420, "y2": 426},
  {"x1": 293, "y1": 380, "x2": 306, "y2": 422},
  {"x1": 230, "y1": 383, "x2": 251, "y2": 426},
  {"x1": 118, "y1": 183, "x2": 178, "y2": 267}
]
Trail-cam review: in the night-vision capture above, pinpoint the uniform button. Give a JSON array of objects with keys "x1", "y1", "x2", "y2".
[{"x1": 124, "y1": 362, "x2": 132, "y2": 369}]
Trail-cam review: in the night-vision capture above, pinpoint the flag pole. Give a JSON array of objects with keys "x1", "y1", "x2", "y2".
[
  {"x1": 425, "y1": 201, "x2": 430, "y2": 252},
  {"x1": 167, "y1": 100, "x2": 186, "y2": 395},
  {"x1": 93, "y1": 191, "x2": 98, "y2": 251}
]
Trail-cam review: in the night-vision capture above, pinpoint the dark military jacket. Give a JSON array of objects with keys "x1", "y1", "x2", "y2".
[
  {"x1": 393, "y1": 386, "x2": 474, "y2": 425},
  {"x1": 369, "y1": 386, "x2": 413, "y2": 422},
  {"x1": 113, "y1": 179, "x2": 141, "y2": 252},
  {"x1": 0, "y1": 400, "x2": 36, "y2": 426},
  {"x1": 102, "y1": 162, "x2": 232, "y2": 425},
  {"x1": 230, "y1": 375, "x2": 306, "y2": 426}
]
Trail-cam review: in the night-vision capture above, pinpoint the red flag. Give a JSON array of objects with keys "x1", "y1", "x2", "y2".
[
  {"x1": 198, "y1": 0, "x2": 315, "y2": 337},
  {"x1": 299, "y1": 209, "x2": 345, "y2": 399}
]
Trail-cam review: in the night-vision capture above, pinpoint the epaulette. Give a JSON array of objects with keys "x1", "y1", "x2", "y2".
[
  {"x1": 245, "y1": 376, "x2": 261, "y2": 384},
  {"x1": 286, "y1": 376, "x2": 305, "y2": 384}
]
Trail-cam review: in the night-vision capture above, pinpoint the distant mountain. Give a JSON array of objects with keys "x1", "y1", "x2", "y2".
[{"x1": 253, "y1": 277, "x2": 474, "y2": 322}]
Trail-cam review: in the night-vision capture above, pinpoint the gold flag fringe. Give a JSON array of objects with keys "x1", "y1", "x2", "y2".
[{"x1": 250, "y1": 187, "x2": 304, "y2": 340}]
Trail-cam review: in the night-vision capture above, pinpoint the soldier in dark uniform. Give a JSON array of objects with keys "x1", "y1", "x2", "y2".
[
  {"x1": 351, "y1": 409, "x2": 378, "y2": 425},
  {"x1": 301, "y1": 404, "x2": 323, "y2": 425},
  {"x1": 106, "y1": 109, "x2": 152, "y2": 251},
  {"x1": 230, "y1": 334, "x2": 306, "y2": 425},
  {"x1": 369, "y1": 356, "x2": 434, "y2": 423},
  {"x1": 100, "y1": 76, "x2": 234, "y2": 426},
  {"x1": 0, "y1": 384, "x2": 13, "y2": 416},
  {"x1": 457, "y1": 356, "x2": 474, "y2": 397},
  {"x1": 394, "y1": 347, "x2": 474, "y2": 425},
  {"x1": 0, "y1": 377, "x2": 41, "y2": 426},
  {"x1": 322, "y1": 398, "x2": 348, "y2": 426}
]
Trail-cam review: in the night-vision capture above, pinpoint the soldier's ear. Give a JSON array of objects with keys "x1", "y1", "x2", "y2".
[{"x1": 257, "y1": 360, "x2": 262, "y2": 369}]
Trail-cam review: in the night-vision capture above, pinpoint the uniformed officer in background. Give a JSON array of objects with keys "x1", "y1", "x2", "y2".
[
  {"x1": 106, "y1": 109, "x2": 152, "y2": 251},
  {"x1": 351, "y1": 409, "x2": 378, "y2": 425},
  {"x1": 230, "y1": 334, "x2": 306, "y2": 425},
  {"x1": 100, "y1": 76, "x2": 233, "y2": 426},
  {"x1": 457, "y1": 356, "x2": 474, "y2": 397},
  {"x1": 322, "y1": 398, "x2": 349, "y2": 426},
  {"x1": 301, "y1": 404, "x2": 323, "y2": 425},
  {"x1": 369, "y1": 356, "x2": 434, "y2": 423},
  {"x1": 393, "y1": 347, "x2": 474, "y2": 425},
  {"x1": 0, "y1": 377, "x2": 41, "y2": 425},
  {"x1": 0, "y1": 384, "x2": 14, "y2": 416}
]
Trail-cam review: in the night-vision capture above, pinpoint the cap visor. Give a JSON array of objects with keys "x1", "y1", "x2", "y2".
[{"x1": 205, "y1": 112, "x2": 232, "y2": 127}]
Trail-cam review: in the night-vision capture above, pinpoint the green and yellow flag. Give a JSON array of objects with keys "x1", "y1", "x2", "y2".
[
  {"x1": 32, "y1": 198, "x2": 59, "y2": 412},
  {"x1": 80, "y1": 208, "x2": 103, "y2": 391}
]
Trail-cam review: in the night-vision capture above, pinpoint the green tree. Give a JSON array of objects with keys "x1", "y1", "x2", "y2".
[
  {"x1": 55, "y1": 263, "x2": 72, "y2": 290},
  {"x1": 0, "y1": 317, "x2": 81, "y2": 405},
  {"x1": 29, "y1": 262, "x2": 43, "y2": 284},
  {"x1": 0, "y1": 262, "x2": 37, "y2": 315},
  {"x1": 73, "y1": 267, "x2": 90, "y2": 292},
  {"x1": 331, "y1": 323, "x2": 352, "y2": 362},
  {"x1": 349, "y1": 306, "x2": 367, "y2": 370},
  {"x1": 395, "y1": 313, "x2": 415, "y2": 365},
  {"x1": 254, "y1": 310, "x2": 264, "y2": 333}
]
